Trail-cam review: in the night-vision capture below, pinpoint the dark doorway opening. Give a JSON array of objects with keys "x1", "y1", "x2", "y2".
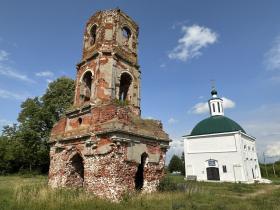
[
  {"x1": 119, "y1": 73, "x2": 132, "y2": 101},
  {"x1": 206, "y1": 167, "x2": 220, "y2": 181},
  {"x1": 135, "y1": 153, "x2": 148, "y2": 190},
  {"x1": 80, "y1": 71, "x2": 92, "y2": 102},
  {"x1": 66, "y1": 153, "x2": 84, "y2": 187}
]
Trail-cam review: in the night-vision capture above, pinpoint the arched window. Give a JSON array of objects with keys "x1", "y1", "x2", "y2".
[
  {"x1": 90, "y1": 24, "x2": 97, "y2": 45},
  {"x1": 212, "y1": 103, "x2": 215, "y2": 112},
  {"x1": 218, "y1": 102, "x2": 221, "y2": 112},
  {"x1": 80, "y1": 71, "x2": 92, "y2": 102},
  {"x1": 119, "y1": 72, "x2": 132, "y2": 101},
  {"x1": 122, "y1": 26, "x2": 131, "y2": 40}
]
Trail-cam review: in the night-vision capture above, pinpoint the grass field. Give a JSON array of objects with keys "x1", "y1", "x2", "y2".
[{"x1": 0, "y1": 175, "x2": 280, "y2": 210}]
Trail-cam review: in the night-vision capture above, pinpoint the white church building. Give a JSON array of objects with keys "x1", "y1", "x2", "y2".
[{"x1": 183, "y1": 88, "x2": 262, "y2": 183}]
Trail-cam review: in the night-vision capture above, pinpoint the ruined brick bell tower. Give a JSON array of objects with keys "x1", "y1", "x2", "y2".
[{"x1": 48, "y1": 9, "x2": 170, "y2": 201}]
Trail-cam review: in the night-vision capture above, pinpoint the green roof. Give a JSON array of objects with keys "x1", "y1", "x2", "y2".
[{"x1": 190, "y1": 115, "x2": 246, "y2": 136}]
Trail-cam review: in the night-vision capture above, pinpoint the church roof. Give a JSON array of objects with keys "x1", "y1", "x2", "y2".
[{"x1": 190, "y1": 115, "x2": 246, "y2": 136}]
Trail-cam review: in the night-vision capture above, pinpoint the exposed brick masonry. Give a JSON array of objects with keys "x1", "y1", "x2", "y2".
[{"x1": 48, "y1": 8, "x2": 170, "y2": 202}]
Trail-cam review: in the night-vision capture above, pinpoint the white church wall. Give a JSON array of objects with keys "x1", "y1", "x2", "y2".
[
  {"x1": 184, "y1": 132, "x2": 249, "y2": 182},
  {"x1": 186, "y1": 133, "x2": 237, "y2": 153},
  {"x1": 241, "y1": 134, "x2": 261, "y2": 182}
]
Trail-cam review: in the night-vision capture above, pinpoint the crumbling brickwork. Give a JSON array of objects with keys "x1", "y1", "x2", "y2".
[{"x1": 48, "y1": 9, "x2": 170, "y2": 201}]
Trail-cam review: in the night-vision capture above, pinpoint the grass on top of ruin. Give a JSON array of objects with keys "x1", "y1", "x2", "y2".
[{"x1": 1, "y1": 174, "x2": 280, "y2": 210}]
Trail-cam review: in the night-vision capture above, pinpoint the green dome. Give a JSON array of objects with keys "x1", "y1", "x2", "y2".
[{"x1": 190, "y1": 115, "x2": 246, "y2": 136}]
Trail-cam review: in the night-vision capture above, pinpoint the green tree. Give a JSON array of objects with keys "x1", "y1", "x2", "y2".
[
  {"x1": 168, "y1": 154, "x2": 184, "y2": 173},
  {"x1": 0, "y1": 126, "x2": 25, "y2": 174},
  {"x1": 1, "y1": 124, "x2": 18, "y2": 138},
  {"x1": 181, "y1": 152, "x2": 185, "y2": 175},
  {"x1": 42, "y1": 77, "x2": 75, "y2": 123},
  {"x1": 0, "y1": 77, "x2": 75, "y2": 174}
]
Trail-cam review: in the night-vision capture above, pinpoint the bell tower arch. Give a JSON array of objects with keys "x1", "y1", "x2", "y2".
[{"x1": 74, "y1": 9, "x2": 141, "y2": 115}]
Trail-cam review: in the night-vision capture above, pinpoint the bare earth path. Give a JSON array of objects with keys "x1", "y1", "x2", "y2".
[{"x1": 241, "y1": 185, "x2": 280, "y2": 199}]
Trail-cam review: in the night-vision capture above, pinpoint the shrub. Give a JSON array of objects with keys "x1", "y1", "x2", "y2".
[{"x1": 158, "y1": 176, "x2": 178, "y2": 192}]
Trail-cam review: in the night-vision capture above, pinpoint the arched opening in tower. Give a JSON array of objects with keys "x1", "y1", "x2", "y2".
[
  {"x1": 80, "y1": 71, "x2": 92, "y2": 102},
  {"x1": 66, "y1": 153, "x2": 84, "y2": 188},
  {"x1": 90, "y1": 24, "x2": 97, "y2": 45},
  {"x1": 119, "y1": 73, "x2": 132, "y2": 101},
  {"x1": 135, "y1": 152, "x2": 148, "y2": 191},
  {"x1": 122, "y1": 26, "x2": 131, "y2": 40}
]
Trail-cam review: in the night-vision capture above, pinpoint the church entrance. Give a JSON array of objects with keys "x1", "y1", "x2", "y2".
[
  {"x1": 66, "y1": 153, "x2": 84, "y2": 187},
  {"x1": 206, "y1": 167, "x2": 220, "y2": 181},
  {"x1": 135, "y1": 153, "x2": 148, "y2": 190}
]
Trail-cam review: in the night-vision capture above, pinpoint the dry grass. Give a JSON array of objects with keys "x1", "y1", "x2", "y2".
[{"x1": 1, "y1": 175, "x2": 280, "y2": 210}]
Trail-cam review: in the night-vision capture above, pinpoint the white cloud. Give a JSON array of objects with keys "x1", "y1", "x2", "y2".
[
  {"x1": 0, "y1": 88, "x2": 30, "y2": 101},
  {"x1": 0, "y1": 118, "x2": 12, "y2": 128},
  {"x1": 35, "y1": 71, "x2": 54, "y2": 77},
  {"x1": 0, "y1": 64, "x2": 35, "y2": 83},
  {"x1": 191, "y1": 102, "x2": 209, "y2": 114},
  {"x1": 169, "y1": 139, "x2": 183, "y2": 149},
  {"x1": 241, "y1": 104, "x2": 280, "y2": 161},
  {"x1": 160, "y1": 63, "x2": 166, "y2": 68},
  {"x1": 0, "y1": 50, "x2": 9, "y2": 61},
  {"x1": 190, "y1": 97, "x2": 235, "y2": 114},
  {"x1": 168, "y1": 24, "x2": 218, "y2": 62},
  {"x1": 222, "y1": 97, "x2": 235, "y2": 109},
  {"x1": 46, "y1": 79, "x2": 53, "y2": 83},
  {"x1": 266, "y1": 142, "x2": 280, "y2": 157},
  {"x1": 265, "y1": 35, "x2": 280, "y2": 71},
  {"x1": 168, "y1": 118, "x2": 178, "y2": 124},
  {"x1": 166, "y1": 137, "x2": 184, "y2": 164},
  {"x1": 144, "y1": 116, "x2": 154, "y2": 120}
]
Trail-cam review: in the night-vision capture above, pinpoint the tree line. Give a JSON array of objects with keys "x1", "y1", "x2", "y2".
[
  {"x1": 0, "y1": 77, "x2": 75, "y2": 174},
  {"x1": 168, "y1": 153, "x2": 185, "y2": 175},
  {"x1": 260, "y1": 161, "x2": 280, "y2": 178}
]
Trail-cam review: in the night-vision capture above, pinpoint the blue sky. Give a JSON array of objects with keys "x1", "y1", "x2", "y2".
[{"x1": 0, "y1": 0, "x2": 280, "y2": 162}]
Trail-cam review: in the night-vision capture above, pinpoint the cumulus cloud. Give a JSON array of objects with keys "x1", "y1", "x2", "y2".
[
  {"x1": 169, "y1": 139, "x2": 183, "y2": 150},
  {"x1": 0, "y1": 118, "x2": 12, "y2": 128},
  {"x1": 144, "y1": 116, "x2": 154, "y2": 120},
  {"x1": 265, "y1": 35, "x2": 280, "y2": 71},
  {"x1": 222, "y1": 97, "x2": 236, "y2": 109},
  {"x1": 191, "y1": 102, "x2": 209, "y2": 114},
  {"x1": 168, "y1": 118, "x2": 178, "y2": 124},
  {"x1": 0, "y1": 50, "x2": 9, "y2": 61},
  {"x1": 266, "y1": 142, "x2": 280, "y2": 157},
  {"x1": 46, "y1": 79, "x2": 53, "y2": 84},
  {"x1": 35, "y1": 71, "x2": 54, "y2": 77},
  {"x1": 190, "y1": 97, "x2": 235, "y2": 114},
  {"x1": 166, "y1": 138, "x2": 184, "y2": 164},
  {"x1": 0, "y1": 64, "x2": 35, "y2": 83},
  {"x1": 241, "y1": 104, "x2": 280, "y2": 161},
  {"x1": 168, "y1": 24, "x2": 218, "y2": 62},
  {"x1": 0, "y1": 88, "x2": 30, "y2": 101}
]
